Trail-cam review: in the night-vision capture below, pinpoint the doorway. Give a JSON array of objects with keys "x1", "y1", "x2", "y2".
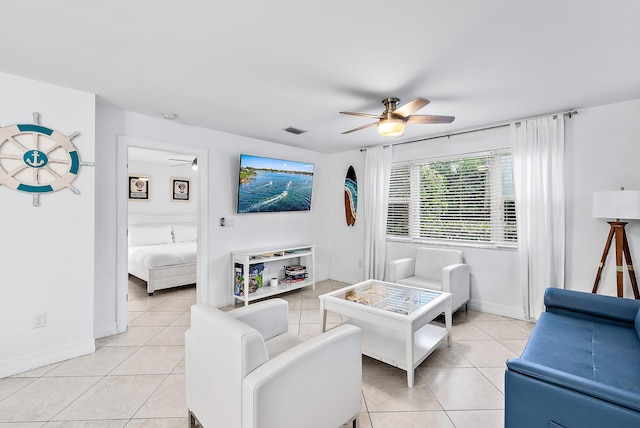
[{"x1": 116, "y1": 135, "x2": 209, "y2": 333}]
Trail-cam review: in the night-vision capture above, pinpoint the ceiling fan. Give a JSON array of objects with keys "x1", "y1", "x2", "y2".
[
  {"x1": 169, "y1": 157, "x2": 198, "y2": 170},
  {"x1": 340, "y1": 97, "x2": 455, "y2": 137}
]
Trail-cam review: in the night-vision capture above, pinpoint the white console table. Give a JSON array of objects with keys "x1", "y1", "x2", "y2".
[{"x1": 232, "y1": 244, "x2": 315, "y2": 306}]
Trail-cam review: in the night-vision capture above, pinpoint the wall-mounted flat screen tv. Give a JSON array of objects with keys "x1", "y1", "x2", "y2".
[{"x1": 237, "y1": 154, "x2": 314, "y2": 213}]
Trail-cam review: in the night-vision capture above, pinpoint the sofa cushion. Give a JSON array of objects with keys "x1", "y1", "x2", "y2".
[
  {"x1": 265, "y1": 332, "x2": 305, "y2": 359},
  {"x1": 522, "y1": 312, "x2": 640, "y2": 394},
  {"x1": 414, "y1": 248, "x2": 462, "y2": 280},
  {"x1": 636, "y1": 309, "x2": 640, "y2": 342},
  {"x1": 396, "y1": 276, "x2": 443, "y2": 291}
]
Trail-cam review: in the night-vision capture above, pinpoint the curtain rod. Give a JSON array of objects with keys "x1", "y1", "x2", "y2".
[{"x1": 360, "y1": 110, "x2": 578, "y2": 151}]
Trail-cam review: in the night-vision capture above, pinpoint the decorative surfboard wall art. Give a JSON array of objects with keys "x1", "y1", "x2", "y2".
[
  {"x1": 344, "y1": 165, "x2": 358, "y2": 226},
  {"x1": 0, "y1": 112, "x2": 94, "y2": 207}
]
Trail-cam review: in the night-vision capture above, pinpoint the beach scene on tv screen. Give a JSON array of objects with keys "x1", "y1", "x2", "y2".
[{"x1": 237, "y1": 154, "x2": 314, "y2": 213}]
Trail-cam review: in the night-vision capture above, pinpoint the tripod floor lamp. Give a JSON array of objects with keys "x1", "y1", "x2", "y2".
[{"x1": 592, "y1": 189, "x2": 640, "y2": 299}]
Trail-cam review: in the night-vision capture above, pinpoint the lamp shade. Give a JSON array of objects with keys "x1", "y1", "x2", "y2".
[
  {"x1": 377, "y1": 118, "x2": 405, "y2": 137},
  {"x1": 592, "y1": 190, "x2": 640, "y2": 220},
  {"x1": 377, "y1": 111, "x2": 405, "y2": 137}
]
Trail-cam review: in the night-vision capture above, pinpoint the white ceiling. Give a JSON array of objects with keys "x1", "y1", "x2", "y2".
[{"x1": 3, "y1": 1, "x2": 639, "y2": 154}]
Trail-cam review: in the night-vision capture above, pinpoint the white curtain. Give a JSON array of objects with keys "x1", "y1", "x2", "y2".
[
  {"x1": 511, "y1": 115, "x2": 565, "y2": 320},
  {"x1": 363, "y1": 145, "x2": 393, "y2": 280}
]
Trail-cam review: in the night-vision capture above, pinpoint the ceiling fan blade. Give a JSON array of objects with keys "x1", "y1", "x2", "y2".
[
  {"x1": 342, "y1": 122, "x2": 377, "y2": 134},
  {"x1": 170, "y1": 163, "x2": 191, "y2": 167},
  {"x1": 339, "y1": 111, "x2": 381, "y2": 119},
  {"x1": 406, "y1": 115, "x2": 455, "y2": 124},
  {"x1": 168, "y1": 158, "x2": 192, "y2": 162},
  {"x1": 393, "y1": 98, "x2": 430, "y2": 118}
]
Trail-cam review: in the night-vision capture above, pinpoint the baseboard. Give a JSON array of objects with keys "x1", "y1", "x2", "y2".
[
  {"x1": 329, "y1": 271, "x2": 364, "y2": 286},
  {"x1": 467, "y1": 298, "x2": 525, "y2": 320},
  {"x1": 94, "y1": 321, "x2": 118, "y2": 339},
  {"x1": 0, "y1": 338, "x2": 95, "y2": 378},
  {"x1": 315, "y1": 269, "x2": 330, "y2": 282}
]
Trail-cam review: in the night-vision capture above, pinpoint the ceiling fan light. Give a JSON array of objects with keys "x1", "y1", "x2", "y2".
[{"x1": 377, "y1": 117, "x2": 405, "y2": 137}]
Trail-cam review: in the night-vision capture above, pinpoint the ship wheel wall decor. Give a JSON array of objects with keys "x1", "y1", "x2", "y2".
[{"x1": 0, "y1": 112, "x2": 93, "y2": 207}]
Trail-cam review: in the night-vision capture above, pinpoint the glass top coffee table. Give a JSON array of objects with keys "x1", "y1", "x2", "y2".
[{"x1": 319, "y1": 280, "x2": 452, "y2": 388}]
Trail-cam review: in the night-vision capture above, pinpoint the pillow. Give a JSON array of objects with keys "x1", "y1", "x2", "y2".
[
  {"x1": 128, "y1": 225, "x2": 173, "y2": 246},
  {"x1": 635, "y1": 308, "x2": 640, "y2": 341},
  {"x1": 173, "y1": 224, "x2": 197, "y2": 242}
]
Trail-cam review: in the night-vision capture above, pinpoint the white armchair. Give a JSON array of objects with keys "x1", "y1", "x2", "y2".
[
  {"x1": 185, "y1": 298, "x2": 362, "y2": 428},
  {"x1": 388, "y1": 247, "x2": 470, "y2": 312}
]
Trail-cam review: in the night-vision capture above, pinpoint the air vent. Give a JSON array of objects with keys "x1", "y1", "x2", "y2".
[{"x1": 284, "y1": 127, "x2": 307, "y2": 135}]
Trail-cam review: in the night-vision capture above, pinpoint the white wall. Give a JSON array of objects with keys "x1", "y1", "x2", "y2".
[
  {"x1": 127, "y1": 159, "x2": 197, "y2": 215},
  {"x1": 328, "y1": 149, "x2": 366, "y2": 285},
  {"x1": 95, "y1": 106, "x2": 331, "y2": 335},
  {"x1": 565, "y1": 98, "x2": 640, "y2": 297},
  {"x1": 0, "y1": 73, "x2": 96, "y2": 377}
]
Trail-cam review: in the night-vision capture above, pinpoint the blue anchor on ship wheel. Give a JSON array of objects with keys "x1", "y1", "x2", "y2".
[
  {"x1": 23, "y1": 150, "x2": 48, "y2": 168},
  {"x1": 0, "y1": 112, "x2": 94, "y2": 207}
]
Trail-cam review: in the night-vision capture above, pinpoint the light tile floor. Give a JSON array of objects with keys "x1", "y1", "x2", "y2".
[{"x1": 0, "y1": 278, "x2": 533, "y2": 428}]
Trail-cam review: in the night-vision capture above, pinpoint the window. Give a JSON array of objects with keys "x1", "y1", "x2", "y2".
[{"x1": 387, "y1": 149, "x2": 517, "y2": 247}]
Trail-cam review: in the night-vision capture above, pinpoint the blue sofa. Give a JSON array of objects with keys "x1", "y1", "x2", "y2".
[{"x1": 505, "y1": 288, "x2": 640, "y2": 428}]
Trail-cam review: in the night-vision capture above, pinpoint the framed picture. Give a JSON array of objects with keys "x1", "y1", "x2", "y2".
[
  {"x1": 129, "y1": 175, "x2": 150, "y2": 200},
  {"x1": 171, "y1": 177, "x2": 190, "y2": 201}
]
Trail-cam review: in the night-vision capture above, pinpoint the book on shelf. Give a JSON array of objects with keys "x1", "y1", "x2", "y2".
[
  {"x1": 281, "y1": 277, "x2": 308, "y2": 285},
  {"x1": 234, "y1": 262, "x2": 265, "y2": 296},
  {"x1": 286, "y1": 269, "x2": 307, "y2": 274},
  {"x1": 234, "y1": 264, "x2": 243, "y2": 296}
]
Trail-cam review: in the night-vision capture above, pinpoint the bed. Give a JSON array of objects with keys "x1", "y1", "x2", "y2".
[{"x1": 128, "y1": 214, "x2": 197, "y2": 295}]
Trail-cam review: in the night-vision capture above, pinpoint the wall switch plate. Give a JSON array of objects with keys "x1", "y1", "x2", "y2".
[{"x1": 32, "y1": 313, "x2": 46, "y2": 329}]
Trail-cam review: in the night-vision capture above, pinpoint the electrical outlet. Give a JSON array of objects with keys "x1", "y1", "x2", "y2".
[{"x1": 32, "y1": 313, "x2": 46, "y2": 329}]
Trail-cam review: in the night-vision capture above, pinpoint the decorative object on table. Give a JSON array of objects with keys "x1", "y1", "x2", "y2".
[
  {"x1": 128, "y1": 175, "x2": 150, "y2": 200},
  {"x1": 344, "y1": 165, "x2": 357, "y2": 226},
  {"x1": 592, "y1": 188, "x2": 640, "y2": 298},
  {"x1": 0, "y1": 112, "x2": 93, "y2": 207},
  {"x1": 171, "y1": 177, "x2": 190, "y2": 201}
]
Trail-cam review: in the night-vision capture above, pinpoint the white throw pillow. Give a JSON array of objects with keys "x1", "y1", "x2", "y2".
[
  {"x1": 173, "y1": 224, "x2": 197, "y2": 242},
  {"x1": 128, "y1": 225, "x2": 173, "y2": 246}
]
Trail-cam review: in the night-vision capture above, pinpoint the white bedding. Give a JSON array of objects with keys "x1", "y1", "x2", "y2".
[{"x1": 128, "y1": 242, "x2": 197, "y2": 268}]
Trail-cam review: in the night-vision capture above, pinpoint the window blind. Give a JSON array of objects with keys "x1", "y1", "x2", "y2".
[{"x1": 387, "y1": 150, "x2": 516, "y2": 247}]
